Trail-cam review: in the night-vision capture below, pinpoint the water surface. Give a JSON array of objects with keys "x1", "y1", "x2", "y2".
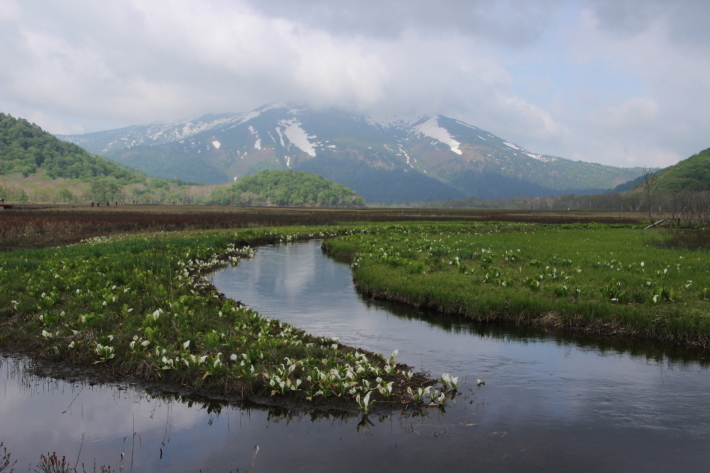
[
  {"x1": 210, "y1": 240, "x2": 710, "y2": 472},
  {"x1": 1, "y1": 240, "x2": 709, "y2": 472}
]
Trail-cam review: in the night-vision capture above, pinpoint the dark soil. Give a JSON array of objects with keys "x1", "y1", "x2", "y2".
[{"x1": 0, "y1": 205, "x2": 642, "y2": 251}]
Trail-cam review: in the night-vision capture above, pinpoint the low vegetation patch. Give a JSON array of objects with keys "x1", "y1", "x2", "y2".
[
  {"x1": 0, "y1": 224, "x2": 462, "y2": 414},
  {"x1": 323, "y1": 222, "x2": 710, "y2": 348}
]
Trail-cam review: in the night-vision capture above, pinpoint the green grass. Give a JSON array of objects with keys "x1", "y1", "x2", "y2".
[
  {"x1": 0, "y1": 224, "x2": 444, "y2": 410},
  {"x1": 4, "y1": 219, "x2": 708, "y2": 413},
  {"x1": 323, "y1": 222, "x2": 710, "y2": 347}
]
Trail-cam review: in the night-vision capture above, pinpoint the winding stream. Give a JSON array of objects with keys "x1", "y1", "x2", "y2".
[{"x1": 2, "y1": 240, "x2": 710, "y2": 472}]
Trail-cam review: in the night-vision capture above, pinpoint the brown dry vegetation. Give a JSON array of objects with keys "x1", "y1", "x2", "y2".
[{"x1": 0, "y1": 205, "x2": 643, "y2": 251}]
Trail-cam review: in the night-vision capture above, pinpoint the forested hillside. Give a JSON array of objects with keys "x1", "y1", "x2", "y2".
[
  {"x1": 208, "y1": 170, "x2": 365, "y2": 206},
  {"x1": 653, "y1": 148, "x2": 710, "y2": 192},
  {"x1": 0, "y1": 113, "x2": 141, "y2": 182}
]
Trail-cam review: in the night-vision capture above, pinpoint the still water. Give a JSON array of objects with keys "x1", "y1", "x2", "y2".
[{"x1": 2, "y1": 240, "x2": 710, "y2": 472}]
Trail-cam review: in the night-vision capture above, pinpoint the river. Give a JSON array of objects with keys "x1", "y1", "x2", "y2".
[{"x1": 2, "y1": 240, "x2": 710, "y2": 472}]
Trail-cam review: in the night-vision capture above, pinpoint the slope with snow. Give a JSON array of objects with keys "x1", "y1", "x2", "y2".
[{"x1": 57, "y1": 103, "x2": 646, "y2": 202}]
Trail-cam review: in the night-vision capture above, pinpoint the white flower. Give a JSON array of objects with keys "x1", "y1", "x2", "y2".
[{"x1": 182, "y1": 340, "x2": 191, "y2": 349}]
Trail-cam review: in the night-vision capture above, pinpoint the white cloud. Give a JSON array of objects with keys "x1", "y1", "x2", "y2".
[
  {"x1": 0, "y1": 0, "x2": 21, "y2": 21},
  {"x1": 0, "y1": 0, "x2": 708, "y2": 169},
  {"x1": 595, "y1": 97, "x2": 661, "y2": 130}
]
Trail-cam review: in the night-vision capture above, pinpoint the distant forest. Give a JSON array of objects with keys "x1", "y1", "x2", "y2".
[{"x1": 208, "y1": 170, "x2": 365, "y2": 207}]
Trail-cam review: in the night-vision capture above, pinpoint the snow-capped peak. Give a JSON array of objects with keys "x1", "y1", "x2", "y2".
[{"x1": 415, "y1": 116, "x2": 462, "y2": 155}]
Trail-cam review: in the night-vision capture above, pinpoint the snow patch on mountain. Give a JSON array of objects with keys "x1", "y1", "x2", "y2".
[
  {"x1": 236, "y1": 110, "x2": 261, "y2": 125},
  {"x1": 212, "y1": 140, "x2": 221, "y2": 149},
  {"x1": 178, "y1": 116, "x2": 239, "y2": 138},
  {"x1": 526, "y1": 153, "x2": 557, "y2": 163},
  {"x1": 454, "y1": 119, "x2": 481, "y2": 131},
  {"x1": 259, "y1": 102, "x2": 289, "y2": 113},
  {"x1": 416, "y1": 117, "x2": 462, "y2": 155},
  {"x1": 399, "y1": 144, "x2": 414, "y2": 168},
  {"x1": 274, "y1": 127, "x2": 285, "y2": 147},
  {"x1": 279, "y1": 119, "x2": 316, "y2": 157},
  {"x1": 254, "y1": 138, "x2": 261, "y2": 150}
]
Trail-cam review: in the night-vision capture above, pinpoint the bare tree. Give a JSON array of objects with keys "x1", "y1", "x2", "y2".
[{"x1": 640, "y1": 167, "x2": 659, "y2": 223}]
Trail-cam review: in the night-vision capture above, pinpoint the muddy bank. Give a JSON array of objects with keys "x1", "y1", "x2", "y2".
[{"x1": 1, "y1": 341, "x2": 435, "y2": 417}]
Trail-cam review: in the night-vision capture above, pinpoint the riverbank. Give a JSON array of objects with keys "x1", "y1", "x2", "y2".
[
  {"x1": 0, "y1": 225, "x2": 443, "y2": 414},
  {"x1": 4, "y1": 218, "x2": 707, "y2": 416},
  {"x1": 323, "y1": 222, "x2": 710, "y2": 349}
]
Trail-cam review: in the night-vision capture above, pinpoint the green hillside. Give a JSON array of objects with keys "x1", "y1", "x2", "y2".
[
  {"x1": 653, "y1": 148, "x2": 710, "y2": 193},
  {"x1": 208, "y1": 170, "x2": 365, "y2": 206},
  {"x1": 0, "y1": 113, "x2": 141, "y2": 182}
]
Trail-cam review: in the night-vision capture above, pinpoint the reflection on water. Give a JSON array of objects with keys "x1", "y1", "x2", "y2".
[
  {"x1": 2, "y1": 240, "x2": 710, "y2": 472},
  {"x1": 210, "y1": 240, "x2": 710, "y2": 472}
]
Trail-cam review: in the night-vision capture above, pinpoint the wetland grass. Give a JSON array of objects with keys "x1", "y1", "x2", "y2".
[
  {"x1": 3, "y1": 211, "x2": 702, "y2": 416},
  {"x1": 0, "y1": 224, "x2": 453, "y2": 414},
  {"x1": 323, "y1": 222, "x2": 710, "y2": 348}
]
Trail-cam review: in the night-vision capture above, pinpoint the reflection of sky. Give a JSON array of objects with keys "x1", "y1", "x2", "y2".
[
  {"x1": 3, "y1": 241, "x2": 710, "y2": 472},
  {"x1": 211, "y1": 242, "x2": 710, "y2": 454}
]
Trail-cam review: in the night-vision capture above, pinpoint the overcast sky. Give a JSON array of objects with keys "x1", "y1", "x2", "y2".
[{"x1": 1, "y1": 0, "x2": 708, "y2": 168}]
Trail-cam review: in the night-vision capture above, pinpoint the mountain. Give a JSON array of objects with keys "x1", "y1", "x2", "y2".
[
  {"x1": 58, "y1": 104, "x2": 646, "y2": 203},
  {"x1": 0, "y1": 113, "x2": 142, "y2": 182},
  {"x1": 651, "y1": 148, "x2": 710, "y2": 193}
]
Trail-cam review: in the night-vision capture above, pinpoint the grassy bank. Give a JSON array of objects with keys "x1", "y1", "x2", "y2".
[
  {"x1": 0, "y1": 224, "x2": 457, "y2": 413},
  {"x1": 323, "y1": 222, "x2": 710, "y2": 348}
]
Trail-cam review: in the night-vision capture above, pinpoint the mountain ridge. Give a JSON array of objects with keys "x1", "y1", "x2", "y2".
[{"x1": 58, "y1": 104, "x2": 646, "y2": 203}]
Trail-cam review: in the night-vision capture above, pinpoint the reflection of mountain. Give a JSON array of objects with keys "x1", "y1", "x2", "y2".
[{"x1": 58, "y1": 103, "x2": 645, "y2": 203}]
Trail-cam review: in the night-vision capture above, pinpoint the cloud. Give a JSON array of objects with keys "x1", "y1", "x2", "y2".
[
  {"x1": 242, "y1": 0, "x2": 559, "y2": 46},
  {"x1": 589, "y1": 0, "x2": 710, "y2": 48},
  {"x1": 0, "y1": 0, "x2": 708, "y2": 168},
  {"x1": 595, "y1": 97, "x2": 660, "y2": 130}
]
